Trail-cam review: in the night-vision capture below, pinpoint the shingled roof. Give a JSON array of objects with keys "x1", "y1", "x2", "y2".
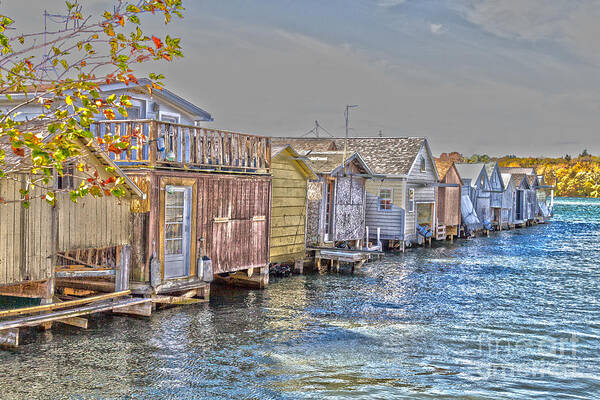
[
  {"x1": 273, "y1": 136, "x2": 428, "y2": 176},
  {"x1": 511, "y1": 173, "x2": 529, "y2": 188},
  {"x1": 332, "y1": 137, "x2": 425, "y2": 175},
  {"x1": 272, "y1": 138, "x2": 337, "y2": 153},
  {"x1": 499, "y1": 166, "x2": 536, "y2": 176},
  {"x1": 303, "y1": 151, "x2": 372, "y2": 175}
]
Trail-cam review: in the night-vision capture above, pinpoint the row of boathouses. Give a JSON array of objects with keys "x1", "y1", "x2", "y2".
[{"x1": 0, "y1": 82, "x2": 553, "y2": 346}]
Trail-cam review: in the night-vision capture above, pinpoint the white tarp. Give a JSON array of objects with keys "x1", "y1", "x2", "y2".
[
  {"x1": 539, "y1": 202, "x2": 551, "y2": 217},
  {"x1": 461, "y1": 193, "x2": 481, "y2": 231}
]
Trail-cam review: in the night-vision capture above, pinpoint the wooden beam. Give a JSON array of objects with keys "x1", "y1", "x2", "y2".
[
  {"x1": 0, "y1": 290, "x2": 131, "y2": 319},
  {"x1": 0, "y1": 298, "x2": 149, "y2": 331},
  {"x1": 0, "y1": 280, "x2": 51, "y2": 299},
  {"x1": 56, "y1": 317, "x2": 88, "y2": 329},
  {"x1": 55, "y1": 279, "x2": 115, "y2": 293},
  {"x1": 152, "y1": 295, "x2": 207, "y2": 305},
  {"x1": 55, "y1": 270, "x2": 115, "y2": 279},
  {"x1": 112, "y1": 301, "x2": 152, "y2": 317}
]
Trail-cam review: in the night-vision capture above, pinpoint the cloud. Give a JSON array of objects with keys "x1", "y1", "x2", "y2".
[
  {"x1": 429, "y1": 23, "x2": 444, "y2": 35},
  {"x1": 377, "y1": 0, "x2": 406, "y2": 8},
  {"x1": 463, "y1": 0, "x2": 600, "y2": 64}
]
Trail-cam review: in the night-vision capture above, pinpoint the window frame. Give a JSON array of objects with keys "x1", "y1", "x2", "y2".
[
  {"x1": 420, "y1": 157, "x2": 426, "y2": 172},
  {"x1": 378, "y1": 188, "x2": 393, "y2": 211},
  {"x1": 407, "y1": 187, "x2": 415, "y2": 213}
]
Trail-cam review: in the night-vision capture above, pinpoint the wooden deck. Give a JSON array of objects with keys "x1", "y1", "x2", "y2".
[{"x1": 93, "y1": 120, "x2": 271, "y2": 174}]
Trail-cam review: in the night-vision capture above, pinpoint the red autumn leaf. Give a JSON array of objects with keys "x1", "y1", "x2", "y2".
[
  {"x1": 106, "y1": 176, "x2": 116, "y2": 184},
  {"x1": 87, "y1": 178, "x2": 94, "y2": 183},
  {"x1": 94, "y1": 169, "x2": 99, "y2": 178},
  {"x1": 162, "y1": 53, "x2": 171, "y2": 61},
  {"x1": 12, "y1": 146, "x2": 25, "y2": 157},
  {"x1": 152, "y1": 36, "x2": 162, "y2": 49},
  {"x1": 104, "y1": 190, "x2": 111, "y2": 196},
  {"x1": 25, "y1": 60, "x2": 33, "y2": 71},
  {"x1": 127, "y1": 74, "x2": 138, "y2": 84},
  {"x1": 117, "y1": 16, "x2": 125, "y2": 26}
]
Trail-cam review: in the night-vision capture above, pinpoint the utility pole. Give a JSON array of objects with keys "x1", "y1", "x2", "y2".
[{"x1": 344, "y1": 105, "x2": 359, "y2": 173}]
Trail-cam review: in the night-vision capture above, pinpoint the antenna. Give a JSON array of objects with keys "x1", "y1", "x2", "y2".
[
  {"x1": 40, "y1": 5, "x2": 82, "y2": 81},
  {"x1": 344, "y1": 105, "x2": 359, "y2": 173},
  {"x1": 301, "y1": 120, "x2": 334, "y2": 138}
]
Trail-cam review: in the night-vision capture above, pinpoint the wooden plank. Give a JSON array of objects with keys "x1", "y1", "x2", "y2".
[
  {"x1": 0, "y1": 290, "x2": 131, "y2": 318},
  {"x1": 112, "y1": 300, "x2": 152, "y2": 317},
  {"x1": 56, "y1": 316, "x2": 88, "y2": 329},
  {"x1": 0, "y1": 297, "x2": 149, "y2": 331},
  {"x1": 55, "y1": 269, "x2": 115, "y2": 278}
]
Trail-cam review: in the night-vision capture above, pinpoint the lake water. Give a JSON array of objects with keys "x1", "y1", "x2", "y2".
[{"x1": 0, "y1": 198, "x2": 598, "y2": 399}]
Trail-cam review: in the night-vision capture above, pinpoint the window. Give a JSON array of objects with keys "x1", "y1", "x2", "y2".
[
  {"x1": 480, "y1": 175, "x2": 485, "y2": 187},
  {"x1": 160, "y1": 114, "x2": 179, "y2": 124},
  {"x1": 379, "y1": 189, "x2": 392, "y2": 211},
  {"x1": 420, "y1": 157, "x2": 426, "y2": 172},
  {"x1": 407, "y1": 188, "x2": 415, "y2": 212},
  {"x1": 57, "y1": 165, "x2": 74, "y2": 190}
]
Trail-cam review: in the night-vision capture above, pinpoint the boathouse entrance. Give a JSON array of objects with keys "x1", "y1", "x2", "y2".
[
  {"x1": 516, "y1": 190, "x2": 524, "y2": 221},
  {"x1": 164, "y1": 186, "x2": 193, "y2": 279}
]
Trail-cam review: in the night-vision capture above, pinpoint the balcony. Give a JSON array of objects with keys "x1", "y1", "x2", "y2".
[{"x1": 93, "y1": 119, "x2": 271, "y2": 174}]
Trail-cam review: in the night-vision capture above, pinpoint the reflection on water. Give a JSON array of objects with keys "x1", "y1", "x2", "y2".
[{"x1": 0, "y1": 198, "x2": 599, "y2": 399}]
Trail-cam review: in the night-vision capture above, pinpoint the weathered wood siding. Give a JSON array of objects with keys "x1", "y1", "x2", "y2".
[
  {"x1": 0, "y1": 175, "x2": 131, "y2": 287},
  {"x1": 364, "y1": 179, "x2": 405, "y2": 240},
  {"x1": 489, "y1": 167, "x2": 503, "y2": 208},
  {"x1": 198, "y1": 175, "x2": 271, "y2": 274},
  {"x1": 333, "y1": 170, "x2": 366, "y2": 242},
  {"x1": 306, "y1": 181, "x2": 323, "y2": 246},
  {"x1": 0, "y1": 179, "x2": 49, "y2": 286},
  {"x1": 405, "y1": 145, "x2": 437, "y2": 242},
  {"x1": 437, "y1": 166, "x2": 461, "y2": 227},
  {"x1": 270, "y1": 153, "x2": 309, "y2": 263},
  {"x1": 501, "y1": 187, "x2": 514, "y2": 224},
  {"x1": 56, "y1": 192, "x2": 131, "y2": 252}
]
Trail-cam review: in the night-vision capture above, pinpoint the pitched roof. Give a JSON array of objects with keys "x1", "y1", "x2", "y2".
[
  {"x1": 454, "y1": 163, "x2": 486, "y2": 182},
  {"x1": 332, "y1": 137, "x2": 425, "y2": 175},
  {"x1": 272, "y1": 138, "x2": 336, "y2": 152},
  {"x1": 501, "y1": 173, "x2": 514, "y2": 189},
  {"x1": 499, "y1": 166, "x2": 536, "y2": 175},
  {"x1": 274, "y1": 136, "x2": 427, "y2": 176},
  {"x1": 0, "y1": 122, "x2": 143, "y2": 198},
  {"x1": 271, "y1": 144, "x2": 317, "y2": 180},
  {"x1": 484, "y1": 162, "x2": 498, "y2": 177},
  {"x1": 434, "y1": 158, "x2": 455, "y2": 180},
  {"x1": 303, "y1": 151, "x2": 372, "y2": 175},
  {"x1": 511, "y1": 173, "x2": 529, "y2": 188}
]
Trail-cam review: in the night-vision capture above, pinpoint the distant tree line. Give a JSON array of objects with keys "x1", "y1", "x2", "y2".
[{"x1": 438, "y1": 151, "x2": 600, "y2": 198}]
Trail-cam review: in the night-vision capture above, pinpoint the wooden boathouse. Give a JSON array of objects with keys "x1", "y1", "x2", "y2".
[
  {"x1": 484, "y1": 162, "x2": 507, "y2": 229},
  {"x1": 269, "y1": 145, "x2": 317, "y2": 271},
  {"x1": 0, "y1": 131, "x2": 150, "y2": 346},
  {"x1": 455, "y1": 163, "x2": 492, "y2": 232},
  {"x1": 278, "y1": 137, "x2": 439, "y2": 249},
  {"x1": 94, "y1": 119, "x2": 273, "y2": 291},
  {"x1": 434, "y1": 159, "x2": 462, "y2": 241}
]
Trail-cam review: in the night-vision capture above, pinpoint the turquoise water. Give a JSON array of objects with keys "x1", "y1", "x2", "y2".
[{"x1": 0, "y1": 198, "x2": 598, "y2": 399}]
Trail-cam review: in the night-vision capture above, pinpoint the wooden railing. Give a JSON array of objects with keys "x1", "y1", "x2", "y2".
[{"x1": 92, "y1": 119, "x2": 271, "y2": 173}]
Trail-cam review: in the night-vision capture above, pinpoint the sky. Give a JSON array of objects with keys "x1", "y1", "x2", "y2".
[{"x1": 4, "y1": 0, "x2": 600, "y2": 157}]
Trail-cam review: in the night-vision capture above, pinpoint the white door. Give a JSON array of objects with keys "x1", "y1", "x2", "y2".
[{"x1": 164, "y1": 186, "x2": 192, "y2": 279}]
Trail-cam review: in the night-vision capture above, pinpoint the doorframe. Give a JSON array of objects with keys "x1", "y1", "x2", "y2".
[{"x1": 159, "y1": 177, "x2": 197, "y2": 280}]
